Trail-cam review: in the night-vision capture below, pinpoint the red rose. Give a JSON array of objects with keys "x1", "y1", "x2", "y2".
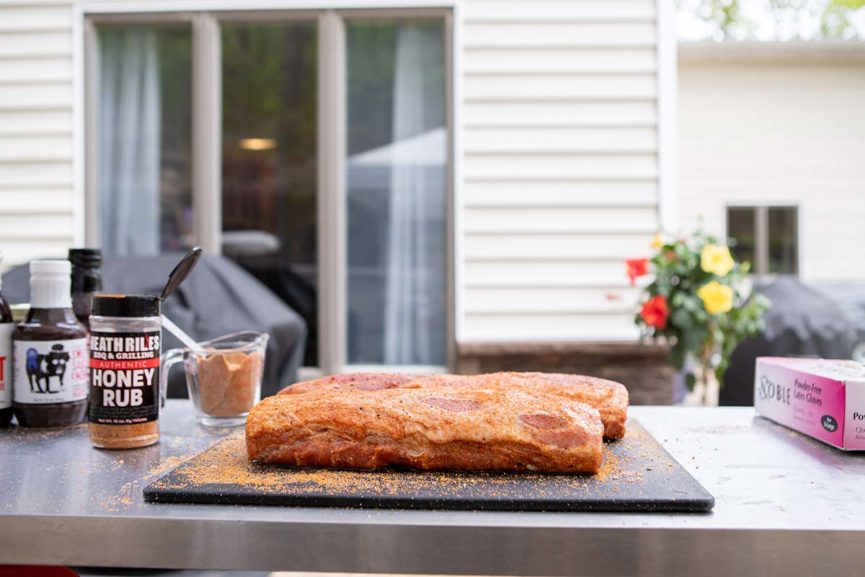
[
  {"x1": 625, "y1": 258, "x2": 649, "y2": 285},
  {"x1": 640, "y1": 295, "x2": 669, "y2": 330}
]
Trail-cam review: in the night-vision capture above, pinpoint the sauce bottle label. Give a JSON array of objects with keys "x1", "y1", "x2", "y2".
[
  {"x1": 89, "y1": 331, "x2": 160, "y2": 424},
  {"x1": 12, "y1": 338, "x2": 89, "y2": 404},
  {"x1": 0, "y1": 323, "x2": 13, "y2": 409}
]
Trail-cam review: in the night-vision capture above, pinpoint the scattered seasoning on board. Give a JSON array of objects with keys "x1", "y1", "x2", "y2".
[{"x1": 152, "y1": 433, "x2": 653, "y2": 501}]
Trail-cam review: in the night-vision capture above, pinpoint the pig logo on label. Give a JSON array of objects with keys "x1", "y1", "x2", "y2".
[
  {"x1": 25, "y1": 344, "x2": 69, "y2": 394},
  {"x1": 821, "y1": 415, "x2": 838, "y2": 433}
]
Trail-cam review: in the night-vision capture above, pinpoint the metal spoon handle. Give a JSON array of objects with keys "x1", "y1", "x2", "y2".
[
  {"x1": 161, "y1": 314, "x2": 205, "y2": 353},
  {"x1": 160, "y1": 246, "x2": 203, "y2": 301}
]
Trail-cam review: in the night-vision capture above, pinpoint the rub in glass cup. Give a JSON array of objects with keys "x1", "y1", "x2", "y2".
[{"x1": 161, "y1": 331, "x2": 268, "y2": 427}]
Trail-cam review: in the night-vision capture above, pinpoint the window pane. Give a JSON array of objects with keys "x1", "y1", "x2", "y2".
[
  {"x1": 346, "y1": 20, "x2": 448, "y2": 366},
  {"x1": 768, "y1": 207, "x2": 798, "y2": 275},
  {"x1": 221, "y1": 22, "x2": 319, "y2": 366},
  {"x1": 727, "y1": 207, "x2": 756, "y2": 270},
  {"x1": 96, "y1": 25, "x2": 193, "y2": 256}
]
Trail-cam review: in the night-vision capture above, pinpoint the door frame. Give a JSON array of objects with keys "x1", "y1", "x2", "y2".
[{"x1": 75, "y1": 0, "x2": 461, "y2": 374}]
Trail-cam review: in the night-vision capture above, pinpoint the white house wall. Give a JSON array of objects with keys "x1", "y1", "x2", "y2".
[
  {"x1": 0, "y1": 3, "x2": 76, "y2": 265},
  {"x1": 678, "y1": 54, "x2": 865, "y2": 282},
  {"x1": 460, "y1": 0, "x2": 661, "y2": 341},
  {"x1": 0, "y1": 0, "x2": 666, "y2": 343}
]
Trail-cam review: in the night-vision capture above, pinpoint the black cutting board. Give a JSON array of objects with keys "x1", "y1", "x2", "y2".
[{"x1": 144, "y1": 420, "x2": 713, "y2": 512}]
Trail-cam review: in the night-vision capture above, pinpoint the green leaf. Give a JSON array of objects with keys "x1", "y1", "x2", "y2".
[
  {"x1": 685, "y1": 372, "x2": 697, "y2": 391},
  {"x1": 671, "y1": 308, "x2": 693, "y2": 331}
]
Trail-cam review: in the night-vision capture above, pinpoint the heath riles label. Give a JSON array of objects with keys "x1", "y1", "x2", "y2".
[
  {"x1": 89, "y1": 331, "x2": 160, "y2": 425},
  {"x1": 0, "y1": 323, "x2": 13, "y2": 409},
  {"x1": 13, "y1": 338, "x2": 89, "y2": 404}
]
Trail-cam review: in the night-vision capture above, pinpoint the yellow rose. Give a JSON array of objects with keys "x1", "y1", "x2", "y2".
[
  {"x1": 650, "y1": 233, "x2": 665, "y2": 250},
  {"x1": 701, "y1": 244, "x2": 735, "y2": 276},
  {"x1": 698, "y1": 280, "x2": 734, "y2": 315}
]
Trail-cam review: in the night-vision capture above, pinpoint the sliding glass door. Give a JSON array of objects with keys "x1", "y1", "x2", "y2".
[
  {"x1": 87, "y1": 9, "x2": 451, "y2": 373},
  {"x1": 95, "y1": 24, "x2": 193, "y2": 256},
  {"x1": 346, "y1": 20, "x2": 447, "y2": 367},
  {"x1": 220, "y1": 20, "x2": 319, "y2": 367}
]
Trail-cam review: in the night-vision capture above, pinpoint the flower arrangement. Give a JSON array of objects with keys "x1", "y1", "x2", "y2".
[{"x1": 627, "y1": 231, "x2": 771, "y2": 390}]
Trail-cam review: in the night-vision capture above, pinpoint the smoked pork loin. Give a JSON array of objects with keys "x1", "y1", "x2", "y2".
[
  {"x1": 246, "y1": 385, "x2": 604, "y2": 474},
  {"x1": 281, "y1": 371, "x2": 628, "y2": 439}
]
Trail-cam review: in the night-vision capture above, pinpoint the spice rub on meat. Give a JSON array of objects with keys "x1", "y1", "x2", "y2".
[
  {"x1": 284, "y1": 372, "x2": 416, "y2": 393},
  {"x1": 246, "y1": 386, "x2": 604, "y2": 474},
  {"x1": 280, "y1": 371, "x2": 628, "y2": 440}
]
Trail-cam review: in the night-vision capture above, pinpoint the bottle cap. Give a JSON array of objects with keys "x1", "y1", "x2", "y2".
[
  {"x1": 31, "y1": 260, "x2": 71, "y2": 276},
  {"x1": 30, "y1": 259, "x2": 72, "y2": 309},
  {"x1": 92, "y1": 294, "x2": 160, "y2": 318},
  {"x1": 68, "y1": 248, "x2": 102, "y2": 269}
]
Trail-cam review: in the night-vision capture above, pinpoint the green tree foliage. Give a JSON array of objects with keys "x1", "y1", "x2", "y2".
[
  {"x1": 681, "y1": 0, "x2": 865, "y2": 39},
  {"x1": 821, "y1": 0, "x2": 865, "y2": 36}
]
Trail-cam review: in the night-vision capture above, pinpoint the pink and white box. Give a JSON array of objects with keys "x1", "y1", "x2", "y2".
[{"x1": 755, "y1": 357, "x2": 865, "y2": 450}]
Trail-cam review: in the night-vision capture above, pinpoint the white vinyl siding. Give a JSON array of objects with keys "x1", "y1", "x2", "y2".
[
  {"x1": 461, "y1": 1, "x2": 655, "y2": 21},
  {"x1": 0, "y1": 2, "x2": 76, "y2": 266},
  {"x1": 460, "y1": 0, "x2": 661, "y2": 342},
  {"x1": 0, "y1": 0, "x2": 667, "y2": 347},
  {"x1": 464, "y1": 101, "x2": 657, "y2": 128},
  {"x1": 0, "y1": 6, "x2": 73, "y2": 33},
  {"x1": 678, "y1": 47, "x2": 865, "y2": 283}
]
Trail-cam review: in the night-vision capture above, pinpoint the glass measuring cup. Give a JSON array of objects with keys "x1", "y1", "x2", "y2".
[{"x1": 161, "y1": 331, "x2": 268, "y2": 426}]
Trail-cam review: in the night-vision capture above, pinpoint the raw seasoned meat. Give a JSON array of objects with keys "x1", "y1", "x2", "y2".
[
  {"x1": 281, "y1": 371, "x2": 628, "y2": 439},
  {"x1": 247, "y1": 386, "x2": 604, "y2": 474},
  {"x1": 285, "y1": 372, "x2": 416, "y2": 393}
]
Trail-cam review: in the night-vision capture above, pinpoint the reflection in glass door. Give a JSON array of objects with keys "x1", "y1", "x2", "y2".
[
  {"x1": 96, "y1": 24, "x2": 193, "y2": 256},
  {"x1": 346, "y1": 20, "x2": 447, "y2": 366},
  {"x1": 220, "y1": 21, "x2": 319, "y2": 366}
]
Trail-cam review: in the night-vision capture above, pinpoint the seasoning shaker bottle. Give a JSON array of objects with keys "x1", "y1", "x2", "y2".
[
  {"x1": 88, "y1": 295, "x2": 162, "y2": 449},
  {"x1": 0, "y1": 250, "x2": 14, "y2": 427},
  {"x1": 12, "y1": 260, "x2": 89, "y2": 427},
  {"x1": 69, "y1": 248, "x2": 102, "y2": 328}
]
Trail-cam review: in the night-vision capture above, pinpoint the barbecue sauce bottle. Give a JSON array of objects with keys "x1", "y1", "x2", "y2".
[
  {"x1": 13, "y1": 260, "x2": 89, "y2": 427},
  {"x1": 69, "y1": 248, "x2": 102, "y2": 329},
  {"x1": 0, "y1": 251, "x2": 13, "y2": 427}
]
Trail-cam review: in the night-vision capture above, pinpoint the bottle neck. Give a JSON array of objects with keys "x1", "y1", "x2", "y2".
[
  {"x1": 0, "y1": 258, "x2": 10, "y2": 322},
  {"x1": 25, "y1": 307, "x2": 79, "y2": 326},
  {"x1": 0, "y1": 293, "x2": 11, "y2": 323},
  {"x1": 31, "y1": 277, "x2": 71, "y2": 309},
  {"x1": 71, "y1": 268, "x2": 102, "y2": 294}
]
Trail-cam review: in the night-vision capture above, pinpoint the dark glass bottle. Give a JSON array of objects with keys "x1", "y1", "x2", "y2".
[
  {"x1": 0, "y1": 251, "x2": 13, "y2": 427},
  {"x1": 69, "y1": 248, "x2": 102, "y2": 328},
  {"x1": 13, "y1": 261, "x2": 89, "y2": 428}
]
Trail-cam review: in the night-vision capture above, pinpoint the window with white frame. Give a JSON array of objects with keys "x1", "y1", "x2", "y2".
[
  {"x1": 84, "y1": 8, "x2": 453, "y2": 373},
  {"x1": 726, "y1": 206, "x2": 798, "y2": 276}
]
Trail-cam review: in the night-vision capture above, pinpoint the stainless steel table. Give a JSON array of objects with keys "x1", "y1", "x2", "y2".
[{"x1": 1, "y1": 401, "x2": 863, "y2": 576}]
